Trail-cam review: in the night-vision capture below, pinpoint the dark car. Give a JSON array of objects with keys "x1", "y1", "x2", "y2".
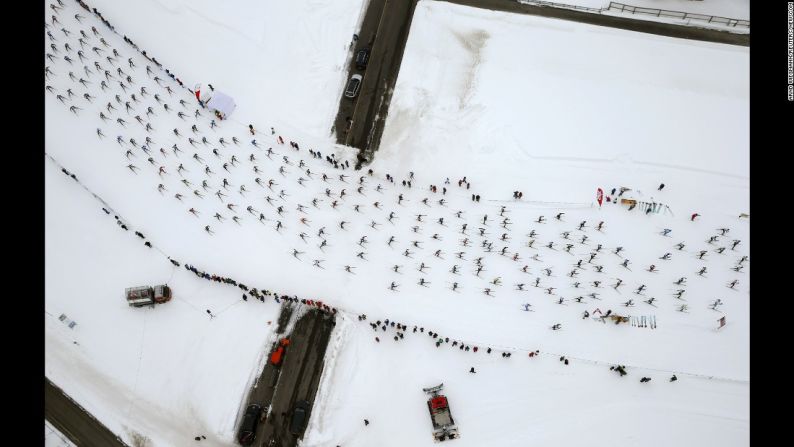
[
  {"x1": 355, "y1": 48, "x2": 370, "y2": 70},
  {"x1": 237, "y1": 403, "x2": 263, "y2": 445},
  {"x1": 289, "y1": 400, "x2": 310, "y2": 435}
]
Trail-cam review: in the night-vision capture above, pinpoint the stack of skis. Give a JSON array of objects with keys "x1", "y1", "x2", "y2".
[{"x1": 630, "y1": 315, "x2": 657, "y2": 329}]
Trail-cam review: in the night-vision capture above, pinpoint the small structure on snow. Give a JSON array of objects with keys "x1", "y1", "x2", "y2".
[
  {"x1": 126, "y1": 284, "x2": 171, "y2": 308},
  {"x1": 58, "y1": 313, "x2": 77, "y2": 329},
  {"x1": 207, "y1": 91, "x2": 236, "y2": 120},
  {"x1": 194, "y1": 83, "x2": 236, "y2": 120}
]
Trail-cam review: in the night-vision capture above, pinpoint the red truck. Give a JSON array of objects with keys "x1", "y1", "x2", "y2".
[{"x1": 423, "y1": 384, "x2": 460, "y2": 442}]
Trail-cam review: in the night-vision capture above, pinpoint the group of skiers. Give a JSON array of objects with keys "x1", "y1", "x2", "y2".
[
  {"x1": 52, "y1": 13, "x2": 748, "y2": 312},
  {"x1": 47, "y1": 1, "x2": 747, "y2": 392}
]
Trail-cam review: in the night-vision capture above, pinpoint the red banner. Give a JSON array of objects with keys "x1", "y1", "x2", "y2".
[
  {"x1": 596, "y1": 188, "x2": 604, "y2": 207},
  {"x1": 718, "y1": 316, "x2": 726, "y2": 328}
]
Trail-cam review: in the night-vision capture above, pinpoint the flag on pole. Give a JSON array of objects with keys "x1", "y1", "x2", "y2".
[{"x1": 718, "y1": 316, "x2": 726, "y2": 329}]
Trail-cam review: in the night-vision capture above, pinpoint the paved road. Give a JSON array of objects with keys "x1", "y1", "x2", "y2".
[
  {"x1": 45, "y1": 377, "x2": 129, "y2": 447},
  {"x1": 332, "y1": 0, "x2": 748, "y2": 164},
  {"x1": 242, "y1": 306, "x2": 336, "y2": 447},
  {"x1": 332, "y1": 0, "x2": 387, "y2": 145},
  {"x1": 241, "y1": 303, "x2": 294, "y2": 445},
  {"x1": 334, "y1": 0, "x2": 419, "y2": 165}
]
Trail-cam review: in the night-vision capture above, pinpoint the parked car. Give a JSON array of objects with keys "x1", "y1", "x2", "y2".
[
  {"x1": 237, "y1": 403, "x2": 263, "y2": 446},
  {"x1": 344, "y1": 74, "x2": 363, "y2": 99},
  {"x1": 355, "y1": 48, "x2": 370, "y2": 70},
  {"x1": 289, "y1": 400, "x2": 310, "y2": 435}
]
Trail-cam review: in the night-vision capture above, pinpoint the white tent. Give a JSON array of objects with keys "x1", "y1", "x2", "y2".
[{"x1": 206, "y1": 91, "x2": 236, "y2": 120}]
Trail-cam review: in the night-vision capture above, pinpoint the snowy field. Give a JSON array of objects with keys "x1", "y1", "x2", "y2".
[
  {"x1": 83, "y1": 0, "x2": 367, "y2": 139},
  {"x1": 45, "y1": 159, "x2": 284, "y2": 445},
  {"x1": 45, "y1": 0, "x2": 748, "y2": 446},
  {"x1": 377, "y1": 0, "x2": 749, "y2": 217}
]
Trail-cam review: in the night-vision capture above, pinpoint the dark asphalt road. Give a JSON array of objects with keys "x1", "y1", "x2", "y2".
[
  {"x1": 333, "y1": 0, "x2": 748, "y2": 165},
  {"x1": 45, "y1": 377, "x2": 129, "y2": 447},
  {"x1": 242, "y1": 306, "x2": 336, "y2": 447},
  {"x1": 332, "y1": 0, "x2": 387, "y2": 144},
  {"x1": 334, "y1": 0, "x2": 419, "y2": 163}
]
